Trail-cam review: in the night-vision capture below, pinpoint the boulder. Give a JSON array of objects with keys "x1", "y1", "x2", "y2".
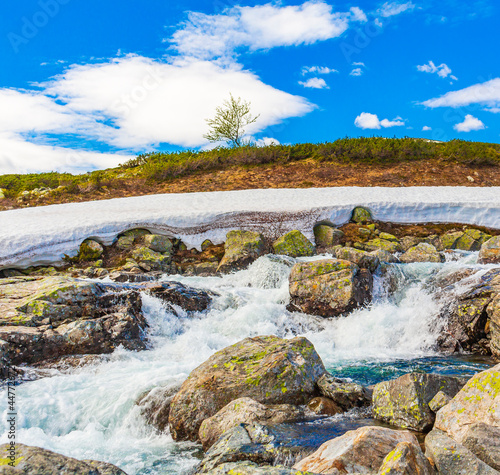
[
  {"x1": 144, "y1": 281, "x2": 213, "y2": 312},
  {"x1": 400, "y1": 236, "x2": 424, "y2": 252},
  {"x1": 131, "y1": 247, "x2": 171, "y2": 272},
  {"x1": 217, "y1": 231, "x2": 265, "y2": 273},
  {"x1": 313, "y1": 224, "x2": 344, "y2": 249},
  {"x1": 488, "y1": 294, "x2": 500, "y2": 356},
  {"x1": 454, "y1": 229, "x2": 492, "y2": 251},
  {"x1": 200, "y1": 461, "x2": 316, "y2": 475},
  {"x1": 434, "y1": 364, "x2": 500, "y2": 443},
  {"x1": 199, "y1": 397, "x2": 305, "y2": 450},
  {"x1": 0, "y1": 443, "x2": 126, "y2": 474},
  {"x1": 351, "y1": 207, "x2": 372, "y2": 223},
  {"x1": 273, "y1": 230, "x2": 315, "y2": 258},
  {"x1": 479, "y1": 236, "x2": 500, "y2": 264},
  {"x1": 317, "y1": 374, "x2": 371, "y2": 411},
  {"x1": 116, "y1": 228, "x2": 150, "y2": 250},
  {"x1": 143, "y1": 234, "x2": 173, "y2": 253},
  {"x1": 197, "y1": 423, "x2": 309, "y2": 473},
  {"x1": 201, "y1": 239, "x2": 214, "y2": 251},
  {"x1": 425, "y1": 429, "x2": 498, "y2": 475},
  {"x1": 356, "y1": 238, "x2": 403, "y2": 253},
  {"x1": 77, "y1": 239, "x2": 104, "y2": 261},
  {"x1": 287, "y1": 259, "x2": 372, "y2": 318},
  {"x1": 377, "y1": 441, "x2": 435, "y2": 475},
  {"x1": 369, "y1": 249, "x2": 400, "y2": 264},
  {"x1": 440, "y1": 231, "x2": 464, "y2": 250},
  {"x1": 168, "y1": 335, "x2": 326, "y2": 441},
  {"x1": 399, "y1": 243, "x2": 442, "y2": 264},
  {"x1": 307, "y1": 397, "x2": 343, "y2": 416},
  {"x1": 428, "y1": 391, "x2": 452, "y2": 413},
  {"x1": 334, "y1": 247, "x2": 380, "y2": 272},
  {"x1": 461, "y1": 423, "x2": 500, "y2": 471},
  {"x1": 293, "y1": 426, "x2": 419, "y2": 474},
  {"x1": 136, "y1": 383, "x2": 181, "y2": 432},
  {"x1": 372, "y1": 372, "x2": 465, "y2": 432}
]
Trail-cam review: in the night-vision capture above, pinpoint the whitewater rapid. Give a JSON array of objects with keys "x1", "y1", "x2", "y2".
[
  {"x1": 1, "y1": 186, "x2": 500, "y2": 269},
  {"x1": 0, "y1": 252, "x2": 495, "y2": 474}
]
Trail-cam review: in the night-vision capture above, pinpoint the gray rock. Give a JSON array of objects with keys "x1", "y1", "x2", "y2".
[
  {"x1": 317, "y1": 374, "x2": 371, "y2": 411},
  {"x1": 462, "y1": 423, "x2": 500, "y2": 471},
  {"x1": 217, "y1": 231, "x2": 265, "y2": 273},
  {"x1": 143, "y1": 234, "x2": 173, "y2": 253},
  {"x1": 428, "y1": 391, "x2": 452, "y2": 413},
  {"x1": 335, "y1": 247, "x2": 380, "y2": 272},
  {"x1": 351, "y1": 207, "x2": 372, "y2": 223},
  {"x1": 479, "y1": 236, "x2": 500, "y2": 264},
  {"x1": 399, "y1": 243, "x2": 442, "y2": 264},
  {"x1": 425, "y1": 429, "x2": 498, "y2": 475},
  {"x1": 377, "y1": 441, "x2": 435, "y2": 474}
]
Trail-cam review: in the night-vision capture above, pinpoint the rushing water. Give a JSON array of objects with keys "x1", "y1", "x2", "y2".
[{"x1": 0, "y1": 252, "x2": 497, "y2": 474}]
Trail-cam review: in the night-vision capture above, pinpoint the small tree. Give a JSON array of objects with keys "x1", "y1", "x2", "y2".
[{"x1": 204, "y1": 94, "x2": 259, "y2": 147}]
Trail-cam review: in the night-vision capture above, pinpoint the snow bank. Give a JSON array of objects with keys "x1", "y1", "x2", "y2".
[{"x1": 1, "y1": 186, "x2": 500, "y2": 269}]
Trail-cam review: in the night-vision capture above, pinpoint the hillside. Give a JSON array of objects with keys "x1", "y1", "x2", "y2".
[{"x1": 1, "y1": 137, "x2": 500, "y2": 210}]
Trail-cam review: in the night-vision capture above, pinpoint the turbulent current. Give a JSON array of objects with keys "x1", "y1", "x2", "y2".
[{"x1": 0, "y1": 252, "x2": 495, "y2": 474}]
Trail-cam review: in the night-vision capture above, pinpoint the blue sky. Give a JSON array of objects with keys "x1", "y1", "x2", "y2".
[{"x1": 0, "y1": 0, "x2": 498, "y2": 173}]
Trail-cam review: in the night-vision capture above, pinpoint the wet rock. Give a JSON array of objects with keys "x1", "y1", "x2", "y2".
[
  {"x1": 425, "y1": 429, "x2": 498, "y2": 475},
  {"x1": 377, "y1": 441, "x2": 435, "y2": 475},
  {"x1": 144, "y1": 281, "x2": 212, "y2": 312},
  {"x1": 479, "y1": 236, "x2": 500, "y2": 264},
  {"x1": 399, "y1": 243, "x2": 442, "y2": 264},
  {"x1": 372, "y1": 372, "x2": 465, "y2": 432},
  {"x1": 217, "y1": 231, "x2": 265, "y2": 273},
  {"x1": 168, "y1": 335, "x2": 326, "y2": 441},
  {"x1": 108, "y1": 271, "x2": 162, "y2": 283},
  {"x1": 199, "y1": 397, "x2": 305, "y2": 450},
  {"x1": 434, "y1": 364, "x2": 500, "y2": 443},
  {"x1": 273, "y1": 230, "x2": 315, "y2": 258},
  {"x1": 293, "y1": 426, "x2": 419, "y2": 474},
  {"x1": 0, "y1": 443, "x2": 126, "y2": 474},
  {"x1": 287, "y1": 259, "x2": 372, "y2": 318},
  {"x1": 313, "y1": 224, "x2": 344, "y2": 249},
  {"x1": 197, "y1": 423, "x2": 309, "y2": 473},
  {"x1": 428, "y1": 391, "x2": 452, "y2": 413},
  {"x1": 143, "y1": 234, "x2": 173, "y2": 253},
  {"x1": 136, "y1": 383, "x2": 182, "y2": 432},
  {"x1": 369, "y1": 249, "x2": 400, "y2": 264},
  {"x1": 455, "y1": 229, "x2": 492, "y2": 252},
  {"x1": 307, "y1": 397, "x2": 343, "y2": 416},
  {"x1": 334, "y1": 247, "x2": 380, "y2": 272},
  {"x1": 356, "y1": 238, "x2": 403, "y2": 253},
  {"x1": 317, "y1": 374, "x2": 371, "y2": 411},
  {"x1": 131, "y1": 247, "x2": 171, "y2": 272},
  {"x1": 351, "y1": 207, "x2": 372, "y2": 223}
]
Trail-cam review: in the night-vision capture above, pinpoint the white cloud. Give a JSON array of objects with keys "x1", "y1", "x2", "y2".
[
  {"x1": 417, "y1": 61, "x2": 457, "y2": 80},
  {"x1": 422, "y1": 125, "x2": 432, "y2": 131},
  {"x1": 354, "y1": 112, "x2": 405, "y2": 129},
  {"x1": 350, "y1": 6, "x2": 368, "y2": 22},
  {"x1": 255, "y1": 137, "x2": 280, "y2": 147},
  {"x1": 453, "y1": 114, "x2": 486, "y2": 132},
  {"x1": 171, "y1": 1, "x2": 363, "y2": 60},
  {"x1": 299, "y1": 77, "x2": 329, "y2": 89},
  {"x1": 350, "y1": 67, "x2": 363, "y2": 76},
  {"x1": 301, "y1": 65, "x2": 337, "y2": 75},
  {"x1": 0, "y1": 133, "x2": 129, "y2": 174},
  {"x1": 377, "y1": 1, "x2": 415, "y2": 17},
  {"x1": 353, "y1": 61, "x2": 365, "y2": 66},
  {"x1": 422, "y1": 78, "x2": 500, "y2": 112}
]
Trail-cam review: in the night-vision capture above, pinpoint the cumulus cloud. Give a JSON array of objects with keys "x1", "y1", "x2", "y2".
[
  {"x1": 377, "y1": 1, "x2": 415, "y2": 17},
  {"x1": 301, "y1": 65, "x2": 337, "y2": 75},
  {"x1": 354, "y1": 112, "x2": 405, "y2": 129},
  {"x1": 453, "y1": 114, "x2": 486, "y2": 132},
  {"x1": 422, "y1": 125, "x2": 432, "y2": 131},
  {"x1": 299, "y1": 77, "x2": 329, "y2": 89},
  {"x1": 171, "y1": 1, "x2": 366, "y2": 60},
  {"x1": 350, "y1": 68, "x2": 363, "y2": 76},
  {"x1": 422, "y1": 78, "x2": 500, "y2": 112},
  {"x1": 417, "y1": 61, "x2": 457, "y2": 80}
]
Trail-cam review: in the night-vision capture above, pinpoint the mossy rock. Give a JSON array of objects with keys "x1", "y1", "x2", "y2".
[
  {"x1": 77, "y1": 239, "x2": 103, "y2": 261},
  {"x1": 355, "y1": 238, "x2": 402, "y2": 253},
  {"x1": 217, "y1": 230, "x2": 265, "y2": 273},
  {"x1": 273, "y1": 230, "x2": 315, "y2": 258},
  {"x1": 116, "y1": 228, "x2": 150, "y2": 250},
  {"x1": 440, "y1": 231, "x2": 464, "y2": 249},
  {"x1": 201, "y1": 239, "x2": 214, "y2": 251},
  {"x1": 455, "y1": 229, "x2": 492, "y2": 251},
  {"x1": 399, "y1": 243, "x2": 443, "y2": 263},
  {"x1": 143, "y1": 234, "x2": 173, "y2": 253},
  {"x1": 313, "y1": 224, "x2": 344, "y2": 248},
  {"x1": 479, "y1": 235, "x2": 500, "y2": 264},
  {"x1": 351, "y1": 206, "x2": 372, "y2": 223},
  {"x1": 131, "y1": 246, "x2": 171, "y2": 272}
]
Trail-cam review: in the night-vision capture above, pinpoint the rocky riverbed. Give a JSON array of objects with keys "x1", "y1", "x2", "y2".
[{"x1": 1, "y1": 206, "x2": 500, "y2": 474}]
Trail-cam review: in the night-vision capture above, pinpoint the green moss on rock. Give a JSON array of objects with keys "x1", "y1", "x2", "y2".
[{"x1": 273, "y1": 230, "x2": 314, "y2": 258}]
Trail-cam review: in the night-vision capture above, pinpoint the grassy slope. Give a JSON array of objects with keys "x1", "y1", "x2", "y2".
[{"x1": 1, "y1": 137, "x2": 500, "y2": 210}]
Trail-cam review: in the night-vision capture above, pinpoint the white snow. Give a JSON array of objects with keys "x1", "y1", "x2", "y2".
[{"x1": 1, "y1": 186, "x2": 500, "y2": 269}]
